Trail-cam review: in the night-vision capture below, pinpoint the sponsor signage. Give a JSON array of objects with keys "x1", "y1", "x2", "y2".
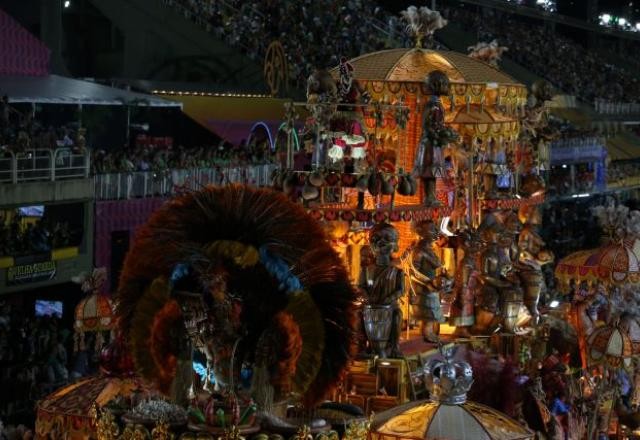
[{"x1": 6, "y1": 261, "x2": 56, "y2": 286}]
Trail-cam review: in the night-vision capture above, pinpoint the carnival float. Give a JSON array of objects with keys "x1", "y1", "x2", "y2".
[{"x1": 35, "y1": 5, "x2": 640, "y2": 440}]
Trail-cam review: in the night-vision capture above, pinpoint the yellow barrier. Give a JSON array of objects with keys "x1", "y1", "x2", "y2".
[
  {"x1": 0, "y1": 256, "x2": 15, "y2": 269},
  {"x1": 51, "y1": 247, "x2": 79, "y2": 260}
]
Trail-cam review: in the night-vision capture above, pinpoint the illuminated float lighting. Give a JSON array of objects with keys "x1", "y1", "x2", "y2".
[
  {"x1": 150, "y1": 90, "x2": 271, "y2": 98},
  {"x1": 549, "y1": 300, "x2": 560, "y2": 308},
  {"x1": 440, "y1": 216, "x2": 454, "y2": 237},
  {"x1": 571, "y1": 193, "x2": 591, "y2": 198}
]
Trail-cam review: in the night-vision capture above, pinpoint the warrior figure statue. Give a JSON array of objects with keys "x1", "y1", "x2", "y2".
[
  {"x1": 408, "y1": 220, "x2": 452, "y2": 342},
  {"x1": 414, "y1": 70, "x2": 458, "y2": 206},
  {"x1": 449, "y1": 231, "x2": 482, "y2": 336},
  {"x1": 359, "y1": 223, "x2": 405, "y2": 357},
  {"x1": 516, "y1": 206, "x2": 554, "y2": 325},
  {"x1": 474, "y1": 221, "x2": 515, "y2": 334}
]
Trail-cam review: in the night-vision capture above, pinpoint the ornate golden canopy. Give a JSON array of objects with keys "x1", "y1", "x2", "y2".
[
  {"x1": 331, "y1": 48, "x2": 527, "y2": 110},
  {"x1": 337, "y1": 48, "x2": 519, "y2": 85}
]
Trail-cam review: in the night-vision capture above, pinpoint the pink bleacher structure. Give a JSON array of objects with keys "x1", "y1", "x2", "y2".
[{"x1": 0, "y1": 7, "x2": 50, "y2": 76}]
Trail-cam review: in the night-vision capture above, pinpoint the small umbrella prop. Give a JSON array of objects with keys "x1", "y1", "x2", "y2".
[
  {"x1": 587, "y1": 324, "x2": 633, "y2": 369},
  {"x1": 555, "y1": 248, "x2": 602, "y2": 285},
  {"x1": 72, "y1": 268, "x2": 115, "y2": 352},
  {"x1": 596, "y1": 240, "x2": 640, "y2": 285},
  {"x1": 620, "y1": 317, "x2": 640, "y2": 354},
  {"x1": 370, "y1": 346, "x2": 534, "y2": 440},
  {"x1": 556, "y1": 241, "x2": 640, "y2": 286}
]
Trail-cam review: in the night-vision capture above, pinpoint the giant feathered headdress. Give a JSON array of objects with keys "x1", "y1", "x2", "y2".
[{"x1": 115, "y1": 185, "x2": 358, "y2": 406}]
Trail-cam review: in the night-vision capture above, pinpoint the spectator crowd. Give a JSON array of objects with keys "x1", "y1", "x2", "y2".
[
  {"x1": 0, "y1": 212, "x2": 76, "y2": 257},
  {"x1": 607, "y1": 160, "x2": 640, "y2": 187},
  {"x1": 0, "y1": 302, "x2": 97, "y2": 432},
  {"x1": 163, "y1": 0, "x2": 414, "y2": 88},
  {"x1": 0, "y1": 95, "x2": 86, "y2": 156},
  {"x1": 162, "y1": 0, "x2": 640, "y2": 111},
  {"x1": 441, "y1": 5, "x2": 640, "y2": 107},
  {"x1": 91, "y1": 136, "x2": 275, "y2": 175}
]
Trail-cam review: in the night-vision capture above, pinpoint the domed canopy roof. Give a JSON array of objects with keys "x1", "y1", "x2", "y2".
[
  {"x1": 338, "y1": 48, "x2": 519, "y2": 85},
  {"x1": 371, "y1": 400, "x2": 534, "y2": 440}
]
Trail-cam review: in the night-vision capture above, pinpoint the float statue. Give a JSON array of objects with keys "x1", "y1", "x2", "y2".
[
  {"x1": 359, "y1": 223, "x2": 405, "y2": 358},
  {"x1": 407, "y1": 220, "x2": 452, "y2": 342}
]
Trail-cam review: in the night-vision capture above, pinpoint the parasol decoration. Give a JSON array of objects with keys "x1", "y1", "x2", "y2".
[
  {"x1": 554, "y1": 248, "x2": 601, "y2": 285},
  {"x1": 72, "y1": 267, "x2": 115, "y2": 353},
  {"x1": 620, "y1": 317, "x2": 640, "y2": 355},
  {"x1": 596, "y1": 239, "x2": 640, "y2": 284},
  {"x1": 587, "y1": 324, "x2": 633, "y2": 368},
  {"x1": 555, "y1": 240, "x2": 640, "y2": 286},
  {"x1": 370, "y1": 346, "x2": 534, "y2": 440}
]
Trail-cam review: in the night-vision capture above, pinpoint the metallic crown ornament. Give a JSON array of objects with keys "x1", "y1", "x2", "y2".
[{"x1": 423, "y1": 345, "x2": 473, "y2": 405}]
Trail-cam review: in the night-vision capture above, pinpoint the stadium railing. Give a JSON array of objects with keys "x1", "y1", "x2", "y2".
[
  {"x1": 0, "y1": 148, "x2": 90, "y2": 184},
  {"x1": 93, "y1": 163, "x2": 277, "y2": 200}
]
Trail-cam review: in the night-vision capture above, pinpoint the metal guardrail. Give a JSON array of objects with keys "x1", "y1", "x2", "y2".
[
  {"x1": 551, "y1": 137, "x2": 606, "y2": 149},
  {"x1": 594, "y1": 101, "x2": 640, "y2": 116},
  {"x1": 94, "y1": 164, "x2": 277, "y2": 200},
  {"x1": 0, "y1": 148, "x2": 90, "y2": 184}
]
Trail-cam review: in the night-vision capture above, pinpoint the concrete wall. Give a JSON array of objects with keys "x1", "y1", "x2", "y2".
[{"x1": 0, "y1": 179, "x2": 94, "y2": 207}]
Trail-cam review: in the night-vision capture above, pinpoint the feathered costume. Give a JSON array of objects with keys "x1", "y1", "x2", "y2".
[{"x1": 115, "y1": 185, "x2": 358, "y2": 406}]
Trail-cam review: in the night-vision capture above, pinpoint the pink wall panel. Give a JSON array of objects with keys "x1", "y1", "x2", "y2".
[{"x1": 95, "y1": 198, "x2": 167, "y2": 292}]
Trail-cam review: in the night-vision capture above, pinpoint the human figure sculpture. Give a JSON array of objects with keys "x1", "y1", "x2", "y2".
[
  {"x1": 495, "y1": 212, "x2": 531, "y2": 332},
  {"x1": 414, "y1": 70, "x2": 458, "y2": 206},
  {"x1": 501, "y1": 211, "x2": 522, "y2": 264},
  {"x1": 474, "y1": 222, "x2": 514, "y2": 334},
  {"x1": 571, "y1": 280, "x2": 596, "y2": 369},
  {"x1": 408, "y1": 220, "x2": 451, "y2": 342},
  {"x1": 449, "y1": 231, "x2": 482, "y2": 337},
  {"x1": 517, "y1": 206, "x2": 554, "y2": 325},
  {"x1": 359, "y1": 223, "x2": 405, "y2": 357}
]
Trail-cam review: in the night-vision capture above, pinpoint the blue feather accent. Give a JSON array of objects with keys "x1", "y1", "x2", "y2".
[
  {"x1": 193, "y1": 361, "x2": 215, "y2": 383},
  {"x1": 170, "y1": 263, "x2": 190, "y2": 284},
  {"x1": 258, "y1": 246, "x2": 302, "y2": 294}
]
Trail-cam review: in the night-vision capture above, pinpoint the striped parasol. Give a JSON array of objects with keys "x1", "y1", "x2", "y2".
[
  {"x1": 555, "y1": 248, "x2": 602, "y2": 285},
  {"x1": 555, "y1": 239, "x2": 640, "y2": 286},
  {"x1": 587, "y1": 324, "x2": 633, "y2": 368},
  {"x1": 598, "y1": 240, "x2": 640, "y2": 284}
]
